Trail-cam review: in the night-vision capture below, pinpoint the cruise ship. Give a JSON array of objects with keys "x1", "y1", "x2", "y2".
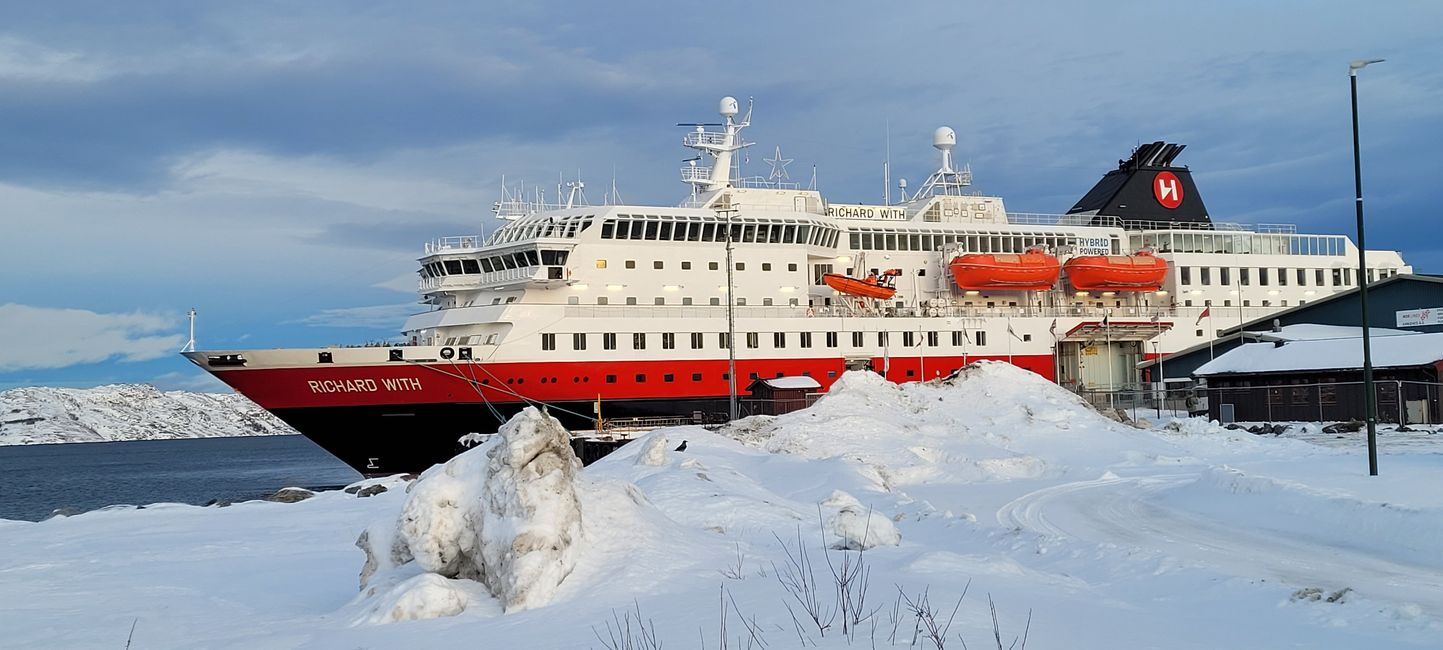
[{"x1": 185, "y1": 96, "x2": 1410, "y2": 475}]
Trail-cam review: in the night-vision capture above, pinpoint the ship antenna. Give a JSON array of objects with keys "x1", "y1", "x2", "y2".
[
  {"x1": 809, "y1": 165, "x2": 817, "y2": 191},
  {"x1": 180, "y1": 308, "x2": 197, "y2": 353},
  {"x1": 884, "y1": 120, "x2": 891, "y2": 204}
]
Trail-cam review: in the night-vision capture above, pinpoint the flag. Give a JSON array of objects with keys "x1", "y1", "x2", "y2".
[
  {"x1": 1151, "y1": 313, "x2": 1160, "y2": 324},
  {"x1": 1101, "y1": 314, "x2": 1110, "y2": 328},
  {"x1": 1049, "y1": 318, "x2": 1058, "y2": 337},
  {"x1": 1007, "y1": 323, "x2": 1024, "y2": 342},
  {"x1": 1195, "y1": 305, "x2": 1210, "y2": 325}
]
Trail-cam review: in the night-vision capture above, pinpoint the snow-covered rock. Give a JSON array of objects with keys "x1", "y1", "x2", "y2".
[
  {"x1": 822, "y1": 490, "x2": 901, "y2": 550},
  {"x1": 361, "y1": 406, "x2": 584, "y2": 617},
  {"x1": 0, "y1": 383, "x2": 292, "y2": 445},
  {"x1": 633, "y1": 432, "x2": 669, "y2": 466}
]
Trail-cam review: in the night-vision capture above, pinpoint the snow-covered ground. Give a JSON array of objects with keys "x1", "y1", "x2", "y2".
[
  {"x1": 0, "y1": 384, "x2": 293, "y2": 445},
  {"x1": 3, "y1": 363, "x2": 1442, "y2": 649}
]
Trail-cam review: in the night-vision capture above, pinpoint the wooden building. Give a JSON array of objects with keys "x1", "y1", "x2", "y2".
[{"x1": 745, "y1": 376, "x2": 822, "y2": 415}]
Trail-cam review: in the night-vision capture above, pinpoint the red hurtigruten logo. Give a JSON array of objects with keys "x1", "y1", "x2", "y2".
[{"x1": 1154, "y1": 171, "x2": 1183, "y2": 209}]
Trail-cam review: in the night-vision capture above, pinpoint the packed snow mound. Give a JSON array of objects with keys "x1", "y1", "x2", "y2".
[
  {"x1": 0, "y1": 383, "x2": 293, "y2": 445},
  {"x1": 353, "y1": 573, "x2": 493, "y2": 625},
  {"x1": 722, "y1": 363, "x2": 1169, "y2": 487},
  {"x1": 359, "y1": 407, "x2": 584, "y2": 617},
  {"x1": 823, "y1": 490, "x2": 901, "y2": 550},
  {"x1": 634, "y1": 432, "x2": 669, "y2": 466}
]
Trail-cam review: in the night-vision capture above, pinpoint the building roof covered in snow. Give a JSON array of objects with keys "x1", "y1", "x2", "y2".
[
  {"x1": 752, "y1": 376, "x2": 822, "y2": 390},
  {"x1": 1250, "y1": 324, "x2": 1415, "y2": 342},
  {"x1": 1194, "y1": 330, "x2": 1443, "y2": 376}
]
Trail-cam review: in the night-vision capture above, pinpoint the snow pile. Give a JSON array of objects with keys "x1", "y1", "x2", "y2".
[
  {"x1": 633, "y1": 432, "x2": 669, "y2": 466},
  {"x1": 356, "y1": 407, "x2": 584, "y2": 621},
  {"x1": 0, "y1": 383, "x2": 293, "y2": 445},
  {"x1": 823, "y1": 490, "x2": 901, "y2": 550},
  {"x1": 725, "y1": 363, "x2": 1166, "y2": 488}
]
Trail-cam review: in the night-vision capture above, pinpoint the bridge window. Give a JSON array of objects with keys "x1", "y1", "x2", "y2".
[{"x1": 443, "y1": 260, "x2": 463, "y2": 274}]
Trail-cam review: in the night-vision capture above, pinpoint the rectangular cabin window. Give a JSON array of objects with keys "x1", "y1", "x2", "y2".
[
  {"x1": 1257, "y1": 268, "x2": 1268, "y2": 286},
  {"x1": 541, "y1": 333, "x2": 556, "y2": 351},
  {"x1": 1317, "y1": 269, "x2": 1326, "y2": 286},
  {"x1": 976, "y1": 331, "x2": 987, "y2": 346},
  {"x1": 1296, "y1": 268, "x2": 1307, "y2": 285},
  {"x1": 774, "y1": 332, "x2": 786, "y2": 348},
  {"x1": 770, "y1": 225, "x2": 784, "y2": 244},
  {"x1": 462, "y1": 259, "x2": 480, "y2": 274},
  {"x1": 479, "y1": 258, "x2": 494, "y2": 273},
  {"x1": 658, "y1": 222, "x2": 673, "y2": 240},
  {"x1": 572, "y1": 333, "x2": 586, "y2": 350},
  {"x1": 691, "y1": 332, "x2": 703, "y2": 349},
  {"x1": 747, "y1": 332, "x2": 759, "y2": 349},
  {"x1": 927, "y1": 331, "x2": 939, "y2": 347},
  {"x1": 633, "y1": 333, "x2": 647, "y2": 350},
  {"x1": 685, "y1": 223, "x2": 701, "y2": 241},
  {"x1": 603, "y1": 333, "x2": 617, "y2": 350},
  {"x1": 1278, "y1": 268, "x2": 1288, "y2": 286},
  {"x1": 878, "y1": 331, "x2": 889, "y2": 346},
  {"x1": 903, "y1": 331, "x2": 916, "y2": 347},
  {"x1": 601, "y1": 221, "x2": 615, "y2": 239},
  {"x1": 852, "y1": 331, "x2": 864, "y2": 347},
  {"x1": 644, "y1": 221, "x2": 659, "y2": 240},
  {"x1": 719, "y1": 332, "x2": 729, "y2": 349},
  {"x1": 825, "y1": 332, "x2": 837, "y2": 347},
  {"x1": 952, "y1": 331, "x2": 964, "y2": 346},
  {"x1": 1180, "y1": 267, "x2": 1191, "y2": 285},
  {"x1": 1200, "y1": 267, "x2": 1211, "y2": 285},
  {"x1": 784, "y1": 225, "x2": 797, "y2": 243},
  {"x1": 702, "y1": 223, "x2": 717, "y2": 241}
]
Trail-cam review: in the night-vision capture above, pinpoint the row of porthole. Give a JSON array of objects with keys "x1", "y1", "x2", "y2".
[{"x1": 480, "y1": 370, "x2": 854, "y2": 387}]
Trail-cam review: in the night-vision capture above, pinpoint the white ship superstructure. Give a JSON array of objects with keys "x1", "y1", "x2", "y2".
[{"x1": 186, "y1": 96, "x2": 1411, "y2": 474}]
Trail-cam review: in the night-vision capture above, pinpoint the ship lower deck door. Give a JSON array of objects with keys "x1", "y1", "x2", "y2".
[
  {"x1": 794, "y1": 196, "x2": 807, "y2": 212},
  {"x1": 1074, "y1": 340, "x2": 1141, "y2": 391}
]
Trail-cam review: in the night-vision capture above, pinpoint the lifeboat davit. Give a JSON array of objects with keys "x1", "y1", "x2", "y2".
[
  {"x1": 949, "y1": 247, "x2": 1060, "y2": 291},
  {"x1": 1064, "y1": 250, "x2": 1169, "y2": 292},
  {"x1": 823, "y1": 269, "x2": 900, "y2": 300}
]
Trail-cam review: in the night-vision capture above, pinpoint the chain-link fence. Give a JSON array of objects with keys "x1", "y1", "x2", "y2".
[{"x1": 1075, "y1": 379, "x2": 1443, "y2": 425}]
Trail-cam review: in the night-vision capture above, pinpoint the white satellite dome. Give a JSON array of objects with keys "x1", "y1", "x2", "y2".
[
  {"x1": 719, "y1": 96, "x2": 739, "y2": 117},
  {"x1": 933, "y1": 126, "x2": 956, "y2": 150}
]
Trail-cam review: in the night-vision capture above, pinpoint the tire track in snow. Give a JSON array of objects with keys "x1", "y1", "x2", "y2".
[{"x1": 997, "y1": 473, "x2": 1443, "y2": 615}]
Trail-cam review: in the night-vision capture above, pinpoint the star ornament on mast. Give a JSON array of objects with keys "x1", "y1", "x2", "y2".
[{"x1": 764, "y1": 146, "x2": 793, "y2": 182}]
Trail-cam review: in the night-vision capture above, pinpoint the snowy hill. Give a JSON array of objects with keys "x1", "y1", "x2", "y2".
[{"x1": 0, "y1": 384, "x2": 295, "y2": 445}]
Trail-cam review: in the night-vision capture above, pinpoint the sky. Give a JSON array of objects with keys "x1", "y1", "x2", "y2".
[{"x1": 2, "y1": 1, "x2": 1441, "y2": 392}]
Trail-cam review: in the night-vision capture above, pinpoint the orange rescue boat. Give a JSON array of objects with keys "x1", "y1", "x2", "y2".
[
  {"x1": 1064, "y1": 250, "x2": 1169, "y2": 292},
  {"x1": 823, "y1": 269, "x2": 900, "y2": 300},
  {"x1": 949, "y1": 247, "x2": 1060, "y2": 291}
]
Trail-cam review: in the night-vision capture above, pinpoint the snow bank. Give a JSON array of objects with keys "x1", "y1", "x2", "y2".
[
  {"x1": 0, "y1": 383, "x2": 293, "y2": 445},
  {"x1": 357, "y1": 406, "x2": 584, "y2": 619}
]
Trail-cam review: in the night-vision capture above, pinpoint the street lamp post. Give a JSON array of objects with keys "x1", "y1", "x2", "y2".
[
  {"x1": 1350, "y1": 58, "x2": 1384, "y2": 476},
  {"x1": 721, "y1": 207, "x2": 739, "y2": 421}
]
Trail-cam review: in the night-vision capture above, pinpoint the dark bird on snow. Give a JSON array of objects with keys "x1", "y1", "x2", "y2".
[{"x1": 674, "y1": 440, "x2": 688, "y2": 452}]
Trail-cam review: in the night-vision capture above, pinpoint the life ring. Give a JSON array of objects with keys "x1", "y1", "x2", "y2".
[{"x1": 440, "y1": 347, "x2": 455, "y2": 360}]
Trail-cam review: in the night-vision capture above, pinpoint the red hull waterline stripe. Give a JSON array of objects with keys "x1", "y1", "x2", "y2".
[{"x1": 214, "y1": 355, "x2": 1057, "y2": 410}]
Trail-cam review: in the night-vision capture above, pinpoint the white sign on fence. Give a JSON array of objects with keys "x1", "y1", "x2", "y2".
[{"x1": 1396, "y1": 307, "x2": 1443, "y2": 327}]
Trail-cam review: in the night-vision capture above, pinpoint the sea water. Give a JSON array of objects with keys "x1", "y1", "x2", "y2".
[{"x1": 0, "y1": 436, "x2": 362, "y2": 521}]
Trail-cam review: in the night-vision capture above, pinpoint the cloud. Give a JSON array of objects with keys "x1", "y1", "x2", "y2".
[
  {"x1": 0, "y1": 304, "x2": 184, "y2": 371},
  {"x1": 294, "y1": 303, "x2": 419, "y2": 329}
]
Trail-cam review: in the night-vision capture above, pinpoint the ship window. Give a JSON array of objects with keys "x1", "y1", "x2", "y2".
[
  {"x1": 626, "y1": 297, "x2": 637, "y2": 305},
  {"x1": 625, "y1": 260, "x2": 636, "y2": 269},
  {"x1": 825, "y1": 332, "x2": 837, "y2": 348},
  {"x1": 1201, "y1": 267, "x2": 1211, "y2": 285},
  {"x1": 633, "y1": 333, "x2": 646, "y2": 350},
  {"x1": 654, "y1": 261, "x2": 664, "y2": 269},
  {"x1": 747, "y1": 332, "x2": 759, "y2": 348},
  {"x1": 702, "y1": 223, "x2": 716, "y2": 241},
  {"x1": 663, "y1": 374, "x2": 674, "y2": 382},
  {"x1": 597, "y1": 297, "x2": 608, "y2": 305},
  {"x1": 1180, "y1": 267, "x2": 1191, "y2": 285},
  {"x1": 692, "y1": 373, "x2": 702, "y2": 382},
  {"x1": 691, "y1": 333, "x2": 703, "y2": 349},
  {"x1": 762, "y1": 263, "x2": 772, "y2": 271},
  {"x1": 443, "y1": 260, "x2": 463, "y2": 274},
  {"x1": 911, "y1": 234, "x2": 922, "y2": 250},
  {"x1": 506, "y1": 296, "x2": 517, "y2": 304},
  {"x1": 852, "y1": 331, "x2": 864, "y2": 347},
  {"x1": 710, "y1": 297, "x2": 720, "y2": 306},
  {"x1": 479, "y1": 258, "x2": 494, "y2": 273},
  {"x1": 736, "y1": 298, "x2": 746, "y2": 306},
  {"x1": 568, "y1": 296, "x2": 578, "y2": 305},
  {"x1": 774, "y1": 332, "x2": 786, "y2": 348},
  {"x1": 952, "y1": 331, "x2": 964, "y2": 346},
  {"x1": 601, "y1": 221, "x2": 615, "y2": 239},
  {"x1": 878, "y1": 332, "x2": 889, "y2": 346},
  {"x1": 603, "y1": 333, "x2": 616, "y2": 350},
  {"x1": 658, "y1": 222, "x2": 673, "y2": 240},
  {"x1": 770, "y1": 225, "x2": 783, "y2": 244},
  {"x1": 736, "y1": 262, "x2": 745, "y2": 271},
  {"x1": 1296, "y1": 269, "x2": 1307, "y2": 285},
  {"x1": 784, "y1": 225, "x2": 797, "y2": 243},
  {"x1": 662, "y1": 333, "x2": 675, "y2": 349},
  {"x1": 682, "y1": 261, "x2": 692, "y2": 270},
  {"x1": 526, "y1": 250, "x2": 539, "y2": 266},
  {"x1": 1224, "y1": 267, "x2": 1235, "y2": 285},
  {"x1": 682, "y1": 297, "x2": 692, "y2": 305},
  {"x1": 596, "y1": 259, "x2": 607, "y2": 269},
  {"x1": 855, "y1": 233, "x2": 866, "y2": 249},
  {"x1": 572, "y1": 333, "x2": 586, "y2": 350},
  {"x1": 927, "y1": 331, "x2": 939, "y2": 346},
  {"x1": 976, "y1": 331, "x2": 987, "y2": 346},
  {"x1": 719, "y1": 332, "x2": 730, "y2": 349},
  {"x1": 498, "y1": 255, "x2": 514, "y2": 270},
  {"x1": 606, "y1": 374, "x2": 617, "y2": 383},
  {"x1": 462, "y1": 259, "x2": 480, "y2": 274},
  {"x1": 709, "y1": 261, "x2": 719, "y2": 270},
  {"x1": 885, "y1": 233, "x2": 897, "y2": 250},
  {"x1": 685, "y1": 223, "x2": 700, "y2": 241},
  {"x1": 614, "y1": 220, "x2": 630, "y2": 239},
  {"x1": 742, "y1": 224, "x2": 756, "y2": 242},
  {"x1": 645, "y1": 221, "x2": 659, "y2": 239},
  {"x1": 903, "y1": 331, "x2": 915, "y2": 347},
  {"x1": 635, "y1": 373, "x2": 646, "y2": 383},
  {"x1": 1278, "y1": 268, "x2": 1288, "y2": 286},
  {"x1": 1257, "y1": 268, "x2": 1268, "y2": 286},
  {"x1": 763, "y1": 298, "x2": 773, "y2": 306},
  {"x1": 541, "y1": 333, "x2": 556, "y2": 350}
]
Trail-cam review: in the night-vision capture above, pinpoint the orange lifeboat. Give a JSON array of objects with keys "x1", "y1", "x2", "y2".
[
  {"x1": 823, "y1": 269, "x2": 900, "y2": 300},
  {"x1": 949, "y1": 247, "x2": 1060, "y2": 291},
  {"x1": 1064, "y1": 250, "x2": 1169, "y2": 292}
]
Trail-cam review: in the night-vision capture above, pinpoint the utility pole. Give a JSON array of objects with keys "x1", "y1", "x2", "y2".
[
  {"x1": 721, "y1": 207, "x2": 740, "y2": 421},
  {"x1": 1351, "y1": 58, "x2": 1384, "y2": 476}
]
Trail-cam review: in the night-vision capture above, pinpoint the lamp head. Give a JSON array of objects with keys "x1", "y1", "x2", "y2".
[{"x1": 1349, "y1": 59, "x2": 1385, "y2": 75}]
